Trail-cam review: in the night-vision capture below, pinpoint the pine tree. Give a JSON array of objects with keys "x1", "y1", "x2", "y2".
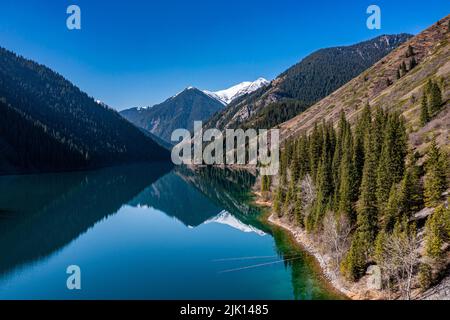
[
  {"x1": 341, "y1": 232, "x2": 367, "y2": 281},
  {"x1": 283, "y1": 178, "x2": 295, "y2": 217},
  {"x1": 332, "y1": 112, "x2": 348, "y2": 205},
  {"x1": 374, "y1": 230, "x2": 387, "y2": 266},
  {"x1": 420, "y1": 93, "x2": 430, "y2": 125},
  {"x1": 376, "y1": 113, "x2": 407, "y2": 209},
  {"x1": 401, "y1": 61, "x2": 407, "y2": 75},
  {"x1": 406, "y1": 45, "x2": 415, "y2": 58},
  {"x1": 290, "y1": 154, "x2": 300, "y2": 183},
  {"x1": 294, "y1": 188, "x2": 303, "y2": 227},
  {"x1": 372, "y1": 107, "x2": 387, "y2": 166},
  {"x1": 312, "y1": 125, "x2": 334, "y2": 228},
  {"x1": 309, "y1": 123, "x2": 323, "y2": 180},
  {"x1": 409, "y1": 57, "x2": 417, "y2": 70},
  {"x1": 357, "y1": 129, "x2": 379, "y2": 250},
  {"x1": 353, "y1": 105, "x2": 372, "y2": 192},
  {"x1": 383, "y1": 184, "x2": 400, "y2": 232},
  {"x1": 425, "y1": 205, "x2": 450, "y2": 259},
  {"x1": 429, "y1": 81, "x2": 442, "y2": 115},
  {"x1": 261, "y1": 175, "x2": 270, "y2": 193},
  {"x1": 424, "y1": 139, "x2": 447, "y2": 207},
  {"x1": 418, "y1": 263, "x2": 433, "y2": 291},
  {"x1": 338, "y1": 128, "x2": 356, "y2": 221},
  {"x1": 280, "y1": 151, "x2": 288, "y2": 186},
  {"x1": 274, "y1": 185, "x2": 284, "y2": 218},
  {"x1": 425, "y1": 79, "x2": 433, "y2": 93},
  {"x1": 397, "y1": 155, "x2": 424, "y2": 217}
]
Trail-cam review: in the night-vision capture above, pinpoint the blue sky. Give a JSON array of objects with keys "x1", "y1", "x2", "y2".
[{"x1": 0, "y1": 0, "x2": 449, "y2": 110}]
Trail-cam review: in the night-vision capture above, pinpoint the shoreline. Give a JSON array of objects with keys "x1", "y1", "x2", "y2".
[
  {"x1": 266, "y1": 213, "x2": 356, "y2": 299},
  {"x1": 255, "y1": 194, "x2": 450, "y2": 300},
  {"x1": 253, "y1": 192, "x2": 383, "y2": 300}
]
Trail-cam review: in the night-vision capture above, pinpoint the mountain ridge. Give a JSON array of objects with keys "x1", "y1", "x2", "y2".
[
  {"x1": 279, "y1": 15, "x2": 450, "y2": 153},
  {"x1": 0, "y1": 46, "x2": 170, "y2": 175},
  {"x1": 120, "y1": 78, "x2": 269, "y2": 143},
  {"x1": 205, "y1": 33, "x2": 413, "y2": 131},
  {"x1": 121, "y1": 87, "x2": 225, "y2": 143}
]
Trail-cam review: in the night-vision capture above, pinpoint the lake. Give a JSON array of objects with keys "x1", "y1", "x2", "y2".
[{"x1": 0, "y1": 164, "x2": 342, "y2": 299}]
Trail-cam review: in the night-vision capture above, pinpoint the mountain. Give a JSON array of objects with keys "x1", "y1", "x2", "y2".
[
  {"x1": 120, "y1": 87, "x2": 225, "y2": 143},
  {"x1": 279, "y1": 15, "x2": 449, "y2": 152},
  {"x1": 0, "y1": 47, "x2": 170, "y2": 175},
  {"x1": 205, "y1": 34, "x2": 412, "y2": 131},
  {"x1": 203, "y1": 78, "x2": 269, "y2": 105}
]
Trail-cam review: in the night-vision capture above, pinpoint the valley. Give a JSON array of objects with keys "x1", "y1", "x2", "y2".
[{"x1": 0, "y1": 5, "x2": 448, "y2": 301}]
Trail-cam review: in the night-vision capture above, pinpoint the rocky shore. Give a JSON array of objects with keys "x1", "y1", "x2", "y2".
[{"x1": 267, "y1": 213, "x2": 385, "y2": 300}]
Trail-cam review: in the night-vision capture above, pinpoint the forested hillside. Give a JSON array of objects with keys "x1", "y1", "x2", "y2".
[
  {"x1": 263, "y1": 15, "x2": 450, "y2": 300},
  {"x1": 265, "y1": 106, "x2": 448, "y2": 299},
  {"x1": 206, "y1": 34, "x2": 411, "y2": 131},
  {"x1": 280, "y1": 15, "x2": 450, "y2": 152},
  {"x1": 0, "y1": 47, "x2": 170, "y2": 174}
]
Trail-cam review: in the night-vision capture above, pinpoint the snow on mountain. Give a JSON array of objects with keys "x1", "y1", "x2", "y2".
[
  {"x1": 203, "y1": 77, "x2": 269, "y2": 105},
  {"x1": 204, "y1": 210, "x2": 266, "y2": 236}
]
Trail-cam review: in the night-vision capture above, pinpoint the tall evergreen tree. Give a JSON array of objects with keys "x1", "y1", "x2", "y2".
[
  {"x1": 383, "y1": 184, "x2": 400, "y2": 232},
  {"x1": 424, "y1": 139, "x2": 447, "y2": 207},
  {"x1": 429, "y1": 81, "x2": 442, "y2": 115},
  {"x1": 353, "y1": 105, "x2": 372, "y2": 192},
  {"x1": 357, "y1": 129, "x2": 379, "y2": 251},
  {"x1": 294, "y1": 188, "x2": 304, "y2": 227},
  {"x1": 406, "y1": 45, "x2": 415, "y2": 58},
  {"x1": 409, "y1": 57, "x2": 417, "y2": 70},
  {"x1": 420, "y1": 93, "x2": 430, "y2": 126},
  {"x1": 397, "y1": 155, "x2": 424, "y2": 217},
  {"x1": 341, "y1": 232, "x2": 367, "y2": 281},
  {"x1": 400, "y1": 61, "x2": 407, "y2": 75},
  {"x1": 283, "y1": 178, "x2": 296, "y2": 217},
  {"x1": 332, "y1": 112, "x2": 348, "y2": 203},
  {"x1": 372, "y1": 107, "x2": 387, "y2": 167},
  {"x1": 261, "y1": 175, "x2": 270, "y2": 193},
  {"x1": 309, "y1": 123, "x2": 323, "y2": 181},
  {"x1": 274, "y1": 185, "x2": 284, "y2": 218},
  {"x1": 337, "y1": 129, "x2": 356, "y2": 222},
  {"x1": 425, "y1": 205, "x2": 450, "y2": 259},
  {"x1": 376, "y1": 113, "x2": 407, "y2": 209}
]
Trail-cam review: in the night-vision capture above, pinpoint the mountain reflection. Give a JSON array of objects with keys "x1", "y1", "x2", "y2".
[
  {"x1": 0, "y1": 164, "x2": 343, "y2": 300},
  {"x1": 0, "y1": 164, "x2": 171, "y2": 276},
  {"x1": 128, "y1": 170, "x2": 222, "y2": 227},
  {"x1": 0, "y1": 164, "x2": 265, "y2": 277}
]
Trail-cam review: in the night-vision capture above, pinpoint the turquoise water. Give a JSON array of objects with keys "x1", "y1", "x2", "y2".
[{"x1": 0, "y1": 165, "x2": 341, "y2": 299}]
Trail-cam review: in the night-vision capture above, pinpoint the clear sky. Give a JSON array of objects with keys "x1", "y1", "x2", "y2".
[{"x1": 0, "y1": 0, "x2": 449, "y2": 110}]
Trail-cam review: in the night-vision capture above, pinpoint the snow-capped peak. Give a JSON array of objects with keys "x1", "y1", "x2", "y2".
[
  {"x1": 170, "y1": 86, "x2": 199, "y2": 99},
  {"x1": 203, "y1": 77, "x2": 269, "y2": 105}
]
